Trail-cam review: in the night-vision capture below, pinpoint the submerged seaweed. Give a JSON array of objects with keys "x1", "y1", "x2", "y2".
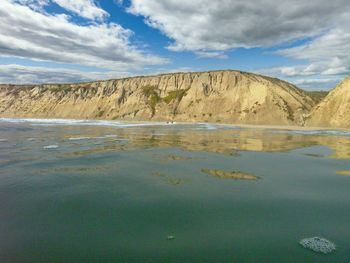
[
  {"x1": 299, "y1": 237, "x2": 336, "y2": 254},
  {"x1": 335, "y1": 170, "x2": 350, "y2": 176},
  {"x1": 148, "y1": 153, "x2": 203, "y2": 162},
  {"x1": 201, "y1": 169, "x2": 261, "y2": 180}
]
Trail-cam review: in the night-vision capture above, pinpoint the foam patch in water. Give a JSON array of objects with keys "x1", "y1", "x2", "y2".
[
  {"x1": 299, "y1": 237, "x2": 336, "y2": 254},
  {"x1": 68, "y1": 137, "x2": 90, "y2": 141},
  {"x1": 43, "y1": 145, "x2": 59, "y2": 149}
]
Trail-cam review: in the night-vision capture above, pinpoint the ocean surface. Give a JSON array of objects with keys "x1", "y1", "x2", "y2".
[{"x1": 1, "y1": 118, "x2": 350, "y2": 263}]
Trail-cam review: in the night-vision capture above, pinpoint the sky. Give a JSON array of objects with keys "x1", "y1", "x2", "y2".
[{"x1": 1, "y1": 0, "x2": 350, "y2": 90}]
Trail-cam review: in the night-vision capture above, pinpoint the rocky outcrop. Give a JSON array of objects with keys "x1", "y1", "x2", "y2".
[
  {"x1": 0, "y1": 70, "x2": 316, "y2": 126},
  {"x1": 307, "y1": 75, "x2": 350, "y2": 128}
]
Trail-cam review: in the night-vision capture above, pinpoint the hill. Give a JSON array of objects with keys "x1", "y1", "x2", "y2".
[
  {"x1": 307, "y1": 75, "x2": 350, "y2": 128},
  {"x1": 0, "y1": 70, "x2": 316, "y2": 126}
]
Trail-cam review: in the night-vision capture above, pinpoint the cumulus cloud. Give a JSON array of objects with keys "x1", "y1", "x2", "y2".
[
  {"x1": 0, "y1": 64, "x2": 134, "y2": 84},
  {"x1": 15, "y1": 0, "x2": 49, "y2": 11},
  {"x1": 127, "y1": 0, "x2": 350, "y2": 51},
  {"x1": 254, "y1": 65, "x2": 343, "y2": 90},
  {"x1": 152, "y1": 67, "x2": 195, "y2": 75},
  {"x1": 292, "y1": 78, "x2": 342, "y2": 85},
  {"x1": 274, "y1": 27, "x2": 350, "y2": 77},
  {"x1": 195, "y1": 51, "x2": 228, "y2": 59},
  {"x1": 255, "y1": 65, "x2": 316, "y2": 78},
  {"x1": 255, "y1": 55, "x2": 350, "y2": 80},
  {"x1": 52, "y1": 0, "x2": 109, "y2": 20},
  {"x1": 16, "y1": 0, "x2": 109, "y2": 20},
  {"x1": 0, "y1": 0, "x2": 167, "y2": 71},
  {"x1": 291, "y1": 78, "x2": 342, "y2": 91},
  {"x1": 128, "y1": 0, "x2": 350, "y2": 79}
]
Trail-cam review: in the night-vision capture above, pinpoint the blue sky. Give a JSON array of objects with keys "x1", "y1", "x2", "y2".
[{"x1": 1, "y1": 0, "x2": 349, "y2": 90}]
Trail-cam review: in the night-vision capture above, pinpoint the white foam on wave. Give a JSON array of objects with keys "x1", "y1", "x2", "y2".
[
  {"x1": 196, "y1": 123, "x2": 243, "y2": 131},
  {"x1": 2, "y1": 117, "x2": 349, "y2": 137},
  {"x1": 92, "y1": 135, "x2": 119, "y2": 139},
  {"x1": 43, "y1": 145, "x2": 59, "y2": 149},
  {"x1": 0, "y1": 139, "x2": 7, "y2": 142},
  {"x1": 0, "y1": 118, "x2": 167, "y2": 128},
  {"x1": 68, "y1": 137, "x2": 90, "y2": 141},
  {"x1": 196, "y1": 123, "x2": 218, "y2": 130}
]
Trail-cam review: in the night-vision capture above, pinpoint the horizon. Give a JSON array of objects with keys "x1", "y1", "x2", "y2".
[{"x1": 1, "y1": 0, "x2": 349, "y2": 91}]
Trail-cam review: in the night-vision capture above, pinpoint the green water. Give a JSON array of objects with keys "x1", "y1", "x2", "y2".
[{"x1": 0, "y1": 119, "x2": 350, "y2": 262}]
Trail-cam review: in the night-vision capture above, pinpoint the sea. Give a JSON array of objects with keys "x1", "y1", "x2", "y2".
[{"x1": 0, "y1": 118, "x2": 350, "y2": 263}]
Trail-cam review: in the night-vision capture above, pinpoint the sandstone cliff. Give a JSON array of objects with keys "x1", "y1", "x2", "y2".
[
  {"x1": 307, "y1": 75, "x2": 350, "y2": 128},
  {"x1": 0, "y1": 70, "x2": 316, "y2": 126}
]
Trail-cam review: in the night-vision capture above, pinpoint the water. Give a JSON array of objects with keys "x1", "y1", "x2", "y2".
[{"x1": 1, "y1": 118, "x2": 350, "y2": 262}]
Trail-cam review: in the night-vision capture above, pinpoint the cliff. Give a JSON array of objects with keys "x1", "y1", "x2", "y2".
[
  {"x1": 307, "y1": 75, "x2": 350, "y2": 128},
  {"x1": 0, "y1": 70, "x2": 316, "y2": 126}
]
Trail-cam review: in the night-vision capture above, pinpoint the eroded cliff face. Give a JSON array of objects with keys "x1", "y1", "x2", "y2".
[
  {"x1": 0, "y1": 70, "x2": 315, "y2": 126},
  {"x1": 307, "y1": 75, "x2": 350, "y2": 128}
]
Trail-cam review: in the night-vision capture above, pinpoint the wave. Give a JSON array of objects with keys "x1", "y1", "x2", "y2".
[
  {"x1": 43, "y1": 145, "x2": 59, "y2": 149},
  {"x1": 0, "y1": 118, "x2": 168, "y2": 128},
  {"x1": 68, "y1": 137, "x2": 90, "y2": 141},
  {"x1": 1, "y1": 117, "x2": 349, "y2": 136}
]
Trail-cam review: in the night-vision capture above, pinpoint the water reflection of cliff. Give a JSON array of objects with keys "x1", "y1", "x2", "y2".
[{"x1": 57, "y1": 126, "x2": 350, "y2": 159}]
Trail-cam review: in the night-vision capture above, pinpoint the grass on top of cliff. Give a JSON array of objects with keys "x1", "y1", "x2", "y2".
[
  {"x1": 51, "y1": 84, "x2": 72, "y2": 92},
  {"x1": 51, "y1": 83, "x2": 92, "y2": 93}
]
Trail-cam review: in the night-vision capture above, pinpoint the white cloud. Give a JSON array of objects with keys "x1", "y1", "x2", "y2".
[
  {"x1": 15, "y1": 0, "x2": 50, "y2": 11},
  {"x1": 127, "y1": 0, "x2": 350, "y2": 52},
  {"x1": 254, "y1": 65, "x2": 344, "y2": 90},
  {"x1": 16, "y1": 0, "x2": 109, "y2": 20},
  {"x1": 0, "y1": 64, "x2": 134, "y2": 84},
  {"x1": 274, "y1": 27, "x2": 350, "y2": 77},
  {"x1": 153, "y1": 67, "x2": 195, "y2": 75},
  {"x1": 113, "y1": 0, "x2": 123, "y2": 6},
  {"x1": 291, "y1": 78, "x2": 342, "y2": 91},
  {"x1": 52, "y1": 0, "x2": 108, "y2": 20},
  {"x1": 127, "y1": 0, "x2": 350, "y2": 79},
  {"x1": 0, "y1": 0, "x2": 168, "y2": 71},
  {"x1": 195, "y1": 51, "x2": 228, "y2": 59},
  {"x1": 292, "y1": 78, "x2": 342, "y2": 85},
  {"x1": 255, "y1": 65, "x2": 316, "y2": 78}
]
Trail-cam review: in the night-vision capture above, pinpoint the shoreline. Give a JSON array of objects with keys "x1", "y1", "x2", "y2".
[{"x1": 1, "y1": 116, "x2": 349, "y2": 132}]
